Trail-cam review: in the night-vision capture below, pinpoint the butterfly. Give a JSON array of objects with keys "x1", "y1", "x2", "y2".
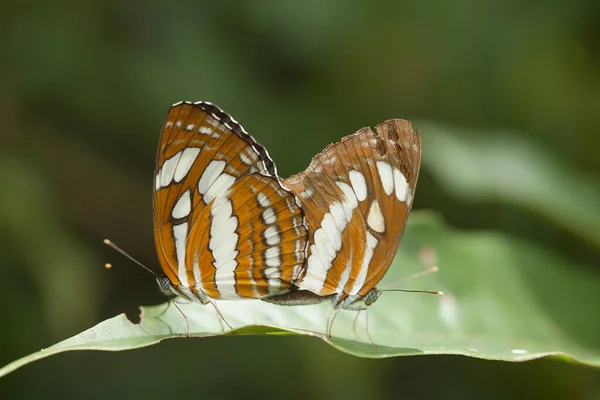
[
  {"x1": 153, "y1": 101, "x2": 308, "y2": 305},
  {"x1": 152, "y1": 101, "x2": 421, "y2": 331},
  {"x1": 262, "y1": 116, "x2": 422, "y2": 312}
]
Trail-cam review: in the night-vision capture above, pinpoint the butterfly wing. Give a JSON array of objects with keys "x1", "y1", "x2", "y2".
[
  {"x1": 283, "y1": 119, "x2": 421, "y2": 301},
  {"x1": 153, "y1": 102, "x2": 307, "y2": 302}
]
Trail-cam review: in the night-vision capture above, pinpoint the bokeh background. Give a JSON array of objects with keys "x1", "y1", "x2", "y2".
[{"x1": 2, "y1": 1, "x2": 599, "y2": 398}]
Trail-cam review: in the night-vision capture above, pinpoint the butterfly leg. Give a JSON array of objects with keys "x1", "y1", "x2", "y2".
[
  {"x1": 351, "y1": 309, "x2": 363, "y2": 337},
  {"x1": 172, "y1": 301, "x2": 191, "y2": 337},
  {"x1": 349, "y1": 306, "x2": 377, "y2": 346},
  {"x1": 208, "y1": 300, "x2": 233, "y2": 331},
  {"x1": 155, "y1": 298, "x2": 192, "y2": 336},
  {"x1": 326, "y1": 306, "x2": 342, "y2": 338},
  {"x1": 346, "y1": 306, "x2": 378, "y2": 347},
  {"x1": 155, "y1": 300, "x2": 172, "y2": 320},
  {"x1": 364, "y1": 311, "x2": 377, "y2": 348},
  {"x1": 338, "y1": 300, "x2": 377, "y2": 347}
]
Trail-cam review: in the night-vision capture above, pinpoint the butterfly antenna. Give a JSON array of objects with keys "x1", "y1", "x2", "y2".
[
  {"x1": 379, "y1": 265, "x2": 440, "y2": 291},
  {"x1": 402, "y1": 266, "x2": 439, "y2": 283},
  {"x1": 378, "y1": 289, "x2": 443, "y2": 296},
  {"x1": 103, "y1": 239, "x2": 160, "y2": 279}
]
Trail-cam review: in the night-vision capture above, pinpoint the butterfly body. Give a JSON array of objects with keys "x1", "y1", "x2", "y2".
[
  {"x1": 262, "y1": 288, "x2": 380, "y2": 310},
  {"x1": 153, "y1": 101, "x2": 421, "y2": 312}
]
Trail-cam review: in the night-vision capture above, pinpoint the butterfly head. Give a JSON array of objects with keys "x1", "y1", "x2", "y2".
[
  {"x1": 363, "y1": 288, "x2": 382, "y2": 307},
  {"x1": 348, "y1": 288, "x2": 382, "y2": 309},
  {"x1": 156, "y1": 276, "x2": 178, "y2": 298}
]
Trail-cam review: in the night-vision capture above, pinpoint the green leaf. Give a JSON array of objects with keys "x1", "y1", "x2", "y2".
[
  {"x1": 419, "y1": 122, "x2": 600, "y2": 248},
  {"x1": 1, "y1": 212, "x2": 599, "y2": 378}
]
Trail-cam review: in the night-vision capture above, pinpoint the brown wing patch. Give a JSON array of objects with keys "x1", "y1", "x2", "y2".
[
  {"x1": 185, "y1": 174, "x2": 307, "y2": 299},
  {"x1": 284, "y1": 119, "x2": 421, "y2": 300},
  {"x1": 153, "y1": 101, "x2": 307, "y2": 301}
]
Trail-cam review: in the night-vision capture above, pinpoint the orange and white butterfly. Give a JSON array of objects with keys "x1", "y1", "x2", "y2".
[
  {"x1": 153, "y1": 101, "x2": 307, "y2": 305},
  {"x1": 153, "y1": 101, "x2": 421, "y2": 317}
]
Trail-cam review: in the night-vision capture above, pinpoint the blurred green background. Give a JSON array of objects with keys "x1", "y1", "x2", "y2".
[{"x1": 2, "y1": 1, "x2": 599, "y2": 399}]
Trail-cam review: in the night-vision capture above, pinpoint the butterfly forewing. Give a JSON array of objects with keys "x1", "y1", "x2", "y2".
[
  {"x1": 283, "y1": 119, "x2": 421, "y2": 305},
  {"x1": 153, "y1": 101, "x2": 307, "y2": 302}
]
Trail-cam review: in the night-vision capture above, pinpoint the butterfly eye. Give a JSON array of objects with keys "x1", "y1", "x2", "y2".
[
  {"x1": 364, "y1": 288, "x2": 380, "y2": 307},
  {"x1": 156, "y1": 276, "x2": 175, "y2": 298}
]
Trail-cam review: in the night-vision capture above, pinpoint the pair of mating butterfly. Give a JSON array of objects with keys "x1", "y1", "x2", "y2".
[{"x1": 111, "y1": 101, "x2": 426, "y2": 337}]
